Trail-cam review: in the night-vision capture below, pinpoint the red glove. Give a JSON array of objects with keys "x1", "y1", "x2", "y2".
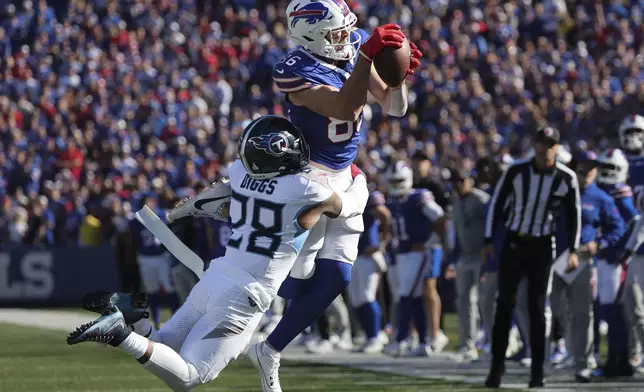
[
  {"x1": 406, "y1": 42, "x2": 422, "y2": 77},
  {"x1": 359, "y1": 23, "x2": 405, "y2": 61},
  {"x1": 350, "y1": 163, "x2": 364, "y2": 179}
]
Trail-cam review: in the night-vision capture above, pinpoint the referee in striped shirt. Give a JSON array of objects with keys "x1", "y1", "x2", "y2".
[{"x1": 483, "y1": 126, "x2": 581, "y2": 388}]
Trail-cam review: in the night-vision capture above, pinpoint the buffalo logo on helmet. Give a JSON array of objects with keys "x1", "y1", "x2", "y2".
[
  {"x1": 289, "y1": 2, "x2": 329, "y2": 28},
  {"x1": 249, "y1": 133, "x2": 289, "y2": 157}
]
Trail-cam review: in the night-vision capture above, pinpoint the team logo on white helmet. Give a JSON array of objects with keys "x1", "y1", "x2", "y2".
[
  {"x1": 286, "y1": 0, "x2": 359, "y2": 61},
  {"x1": 597, "y1": 148, "x2": 629, "y2": 185},
  {"x1": 619, "y1": 114, "x2": 644, "y2": 155},
  {"x1": 386, "y1": 160, "x2": 413, "y2": 197}
]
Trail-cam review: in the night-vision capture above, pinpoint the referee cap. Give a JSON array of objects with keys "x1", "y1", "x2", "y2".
[{"x1": 536, "y1": 126, "x2": 560, "y2": 145}]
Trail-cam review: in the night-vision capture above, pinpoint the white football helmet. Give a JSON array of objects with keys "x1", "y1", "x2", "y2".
[
  {"x1": 619, "y1": 114, "x2": 644, "y2": 155},
  {"x1": 597, "y1": 148, "x2": 629, "y2": 185},
  {"x1": 386, "y1": 160, "x2": 413, "y2": 197},
  {"x1": 286, "y1": 0, "x2": 359, "y2": 61}
]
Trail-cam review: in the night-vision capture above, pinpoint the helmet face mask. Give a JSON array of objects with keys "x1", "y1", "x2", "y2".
[
  {"x1": 287, "y1": 0, "x2": 359, "y2": 61},
  {"x1": 619, "y1": 115, "x2": 644, "y2": 155},
  {"x1": 386, "y1": 161, "x2": 413, "y2": 197},
  {"x1": 238, "y1": 116, "x2": 310, "y2": 179},
  {"x1": 597, "y1": 148, "x2": 629, "y2": 185}
]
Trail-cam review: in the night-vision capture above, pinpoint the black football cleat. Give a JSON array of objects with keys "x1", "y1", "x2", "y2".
[
  {"x1": 67, "y1": 306, "x2": 132, "y2": 347},
  {"x1": 81, "y1": 290, "x2": 149, "y2": 325}
]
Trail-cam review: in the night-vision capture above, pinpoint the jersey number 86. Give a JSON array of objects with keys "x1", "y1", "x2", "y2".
[{"x1": 328, "y1": 117, "x2": 362, "y2": 143}]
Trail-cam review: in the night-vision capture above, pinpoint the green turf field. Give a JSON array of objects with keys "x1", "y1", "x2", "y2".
[{"x1": 0, "y1": 322, "x2": 522, "y2": 392}]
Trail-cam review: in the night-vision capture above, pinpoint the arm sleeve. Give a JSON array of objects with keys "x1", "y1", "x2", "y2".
[
  {"x1": 625, "y1": 215, "x2": 644, "y2": 252},
  {"x1": 272, "y1": 60, "x2": 316, "y2": 94},
  {"x1": 619, "y1": 196, "x2": 639, "y2": 226},
  {"x1": 419, "y1": 190, "x2": 444, "y2": 222},
  {"x1": 598, "y1": 197, "x2": 625, "y2": 250},
  {"x1": 563, "y1": 174, "x2": 581, "y2": 252},
  {"x1": 484, "y1": 166, "x2": 514, "y2": 242}
]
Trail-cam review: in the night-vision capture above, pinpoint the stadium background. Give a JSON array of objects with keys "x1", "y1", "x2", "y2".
[{"x1": 0, "y1": 0, "x2": 641, "y2": 308}]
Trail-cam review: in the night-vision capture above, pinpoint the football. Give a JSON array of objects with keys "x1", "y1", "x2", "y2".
[{"x1": 374, "y1": 37, "x2": 411, "y2": 87}]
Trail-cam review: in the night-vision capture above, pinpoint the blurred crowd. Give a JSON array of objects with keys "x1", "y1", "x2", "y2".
[{"x1": 0, "y1": 0, "x2": 642, "y2": 248}]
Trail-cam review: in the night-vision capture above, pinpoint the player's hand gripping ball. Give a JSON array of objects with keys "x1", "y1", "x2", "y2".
[
  {"x1": 374, "y1": 40, "x2": 422, "y2": 87},
  {"x1": 374, "y1": 37, "x2": 410, "y2": 87}
]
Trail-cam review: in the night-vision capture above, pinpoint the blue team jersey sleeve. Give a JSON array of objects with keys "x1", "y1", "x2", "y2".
[
  {"x1": 599, "y1": 194, "x2": 625, "y2": 250},
  {"x1": 272, "y1": 53, "x2": 317, "y2": 94}
]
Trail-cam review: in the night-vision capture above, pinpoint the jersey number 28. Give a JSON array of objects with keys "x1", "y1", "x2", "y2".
[{"x1": 228, "y1": 190, "x2": 284, "y2": 258}]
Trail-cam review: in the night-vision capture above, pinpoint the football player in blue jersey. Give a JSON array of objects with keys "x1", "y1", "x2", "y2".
[
  {"x1": 262, "y1": 0, "x2": 423, "y2": 377},
  {"x1": 382, "y1": 161, "x2": 449, "y2": 357},
  {"x1": 347, "y1": 189, "x2": 392, "y2": 353},
  {"x1": 131, "y1": 196, "x2": 178, "y2": 328},
  {"x1": 549, "y1": 151, "x2": 624, "y2": 382},
  {"x1": 617, "y1": 114, "x2": 644, "y2": 369},
  {"x1": 596, "y1": 147, "x2": 639, "y2": 376}
]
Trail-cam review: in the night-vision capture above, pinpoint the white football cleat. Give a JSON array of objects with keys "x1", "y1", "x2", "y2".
[
  {"x1": 361, "y1": 338, "x2": 384, "y2": 354},
  {"x1": 458, "y1": 346, "x2": 480, "y2": 362},
  {"x1": 430, "y1": 330, "x2": 449, "y2": 354},
  {"x1": 167, "y1": 178, "x2": 231, "y2": 222},
  {"x1": 332, "y1": 331, "x2": 353, "y2": 351},
  {"x1": 306, "y1": 339, "x2": 334, "y2": 354},
  {"x1": 249, "y1": 340, "x2": 283, "y2": 392}
]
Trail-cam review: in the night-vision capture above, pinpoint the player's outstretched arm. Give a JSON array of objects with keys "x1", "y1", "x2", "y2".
[
  {"x1": 297, "y1": 174, "x2": 369, "y2": 230},
  {"x1": 289, "y1": 24, "x2": 405, "y2": 122},
  {"x1": 167, "y1": 178, "x2": 232, "y2": 222}
]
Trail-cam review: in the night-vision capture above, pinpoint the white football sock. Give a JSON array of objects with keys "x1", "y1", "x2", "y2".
[
  {"x1": 118, "y1": 332, "x2": 149, "y2": 359},
  {"x1": 141, "y1": 342, "x2": 200, "y2": 391}
]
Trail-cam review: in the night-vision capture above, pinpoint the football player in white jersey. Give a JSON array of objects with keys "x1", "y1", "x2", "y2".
[{"x1": 66, "y1": 116, "x2": 369, "y2": 392}]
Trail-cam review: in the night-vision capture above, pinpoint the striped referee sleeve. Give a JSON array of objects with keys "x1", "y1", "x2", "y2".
[
  {"x1": 484, "y1": 164, "x2": 515, "y2": 243},
  {"x1": 563, "y1": 171, "x2": 581, "y2": 252}
]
